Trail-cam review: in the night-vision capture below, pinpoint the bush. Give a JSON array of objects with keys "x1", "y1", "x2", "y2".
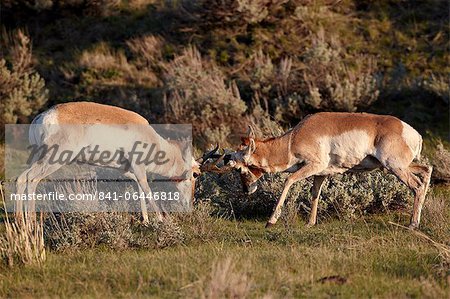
[
  {"x1": 197, "y1": 169, "x2": 411, "y2": 222},
  {"x1": 429, "y1": 141, "x2": 450, "y2": 183},
  {"x1": 44, "y1": 211, "x2": 134, "y2": 251},
  {"x1": 163, "y1": 46, "x2": 247, "y2": 145},
  {"x1": 3, "y1": 0, "x2": 121, "y2": 15},
  {"x1": 301, "y1": 28, "x2": 380, "y2": 112},
  {"x1": 78, "y1": 42, "x2": 159, "y2": 86},
  {"x1": 422, "y1": 74, "x2": 449, "y2": 104},
  {"x1": 169, "y1": 0, "x2": 288, "y2": 26},
  {"x1": 64, "y1": 42, "x2": 160, "y2": 116},
  {"x1": 243, "y1": 29, "x2": 379, "y2": 124},
  {"x1": 43, "y1": 180, "x2": 184, "y2": 251},
  {"x1": 126, "y1": 35, "x2": 164, "y2": 69},
  {"x1": 0, "y1": 30, "x2": 48, "y2": 132}
]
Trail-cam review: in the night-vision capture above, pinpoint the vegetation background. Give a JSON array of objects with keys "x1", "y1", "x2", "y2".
[{"x1": 0, "y1": 0, "x2": 449, "y2": 297}]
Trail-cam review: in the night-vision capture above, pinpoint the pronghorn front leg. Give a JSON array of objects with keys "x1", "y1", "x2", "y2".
[
  {"x1": 132, "y1": 167, "x2": 164, "y2": 224},
  {"x1": 266, "y1": 163, "x2": 325, "y2": 228}
]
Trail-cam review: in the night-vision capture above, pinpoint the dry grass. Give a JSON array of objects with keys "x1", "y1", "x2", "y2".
[
  {"x1": 126, "y1": 34, "x2": 164, "y2": 68},
  {"x1": 199, "y1": 256, "x2": 252, "y2": 299},
  {"x1": 175, "y1": 201, "x2": 225, "y2": 242},
  {"x1": 78, "y1": 42, "x2": 159, "y2": 86},
  {"x1": 0, "y1": 187, "x2": 46, "y2": 267}
]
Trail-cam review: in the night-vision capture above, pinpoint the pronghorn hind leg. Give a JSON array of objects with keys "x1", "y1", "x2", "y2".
[
  {"x1": 408, "y1": 163, "x2": 433, "y2": 227},
  {"x1": 15, "y1": 156, "x2": 63, "y2": 219},
  {"x1": 384, "y1": 165, "x2": 424, "y2": 229},
  {"x1": 307, "y1": 175, "x2": 326, "y2": 227},
  {"x1": 266, "y1": 163, "x2": 325, "y2": 228}
]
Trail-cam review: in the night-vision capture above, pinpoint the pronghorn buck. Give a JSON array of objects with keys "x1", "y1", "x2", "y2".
[
  {"x1": 228, "y1": 112, "x2": 432, "y2": 229},
  {"x1": 16, "y1": 102, "x2": 209, "y2": 224}
]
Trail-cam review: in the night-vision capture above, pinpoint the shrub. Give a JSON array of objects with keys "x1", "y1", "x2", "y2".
[
  {"x1": 43, "y1": 180, "x2": 183, "y2": 250},
  {"x1": 422, "y1": 74, "x2": 449, "y2": 104},
  {"x1": 3, "y1": 0, "x2": 121, "y2": 15},
  {"x1": 78, "y1": 42, "x2": 158, "y2": 86},
  {"x1": 69, "y1": 42, "x2": 160, "y2": 115},
  {"x1": 170, "y1": 0, "x2": 287, "y2": 26},
  {"x1": 244, "y1": 29, "x2": 379, "y2": 124},
  {"x1": 126, "y1": 35, "x2": 164, "y2": 69},
  {"x1": 0, "y1": 30, "x2": 48, "y2": 132},
  {"x1": 163, "y1": 46, "x2": 247, "y2": 145},
  {"x1": 429, "y1": 141, "x2": 450, "y2": 183},
  {"x1": 301, "y1": 28, "x2": 380, "y2": 112},
  {"x1": 45, "y1": 210, "x2": 186, "y2": 251},
  {"x1": 198, "y1": 169, "x2": 411, "y2": 222},
  {"x1": 44, "y1": 211, "x2": 134, "y2": 251}
]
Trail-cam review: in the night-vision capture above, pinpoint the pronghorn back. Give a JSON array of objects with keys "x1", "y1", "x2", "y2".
[
  {"x1": 54, "y1": 102, "x2": 149, "y2": 125},
  {"x1": 30, "y1": 102, "x2": 149, "y2": 145},
  {"x1": 290, "y1": 112, "x2": 422, "y2": 168}
]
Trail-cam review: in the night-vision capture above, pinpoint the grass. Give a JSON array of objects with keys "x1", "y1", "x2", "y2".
[{"x1": 0, "y1": 189, "x2": 448, "y2": 298}]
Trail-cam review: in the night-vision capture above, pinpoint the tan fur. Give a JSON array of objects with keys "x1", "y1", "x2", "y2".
[
  {"x1": 55, "y1": 102, "x2": 149, "y2": 125},
  {"x1": 235, "y1": 112, "x2": 432, "y2": 229},
  {"x1": 244, "y1": 112, "x2": 419, "y2": 172},
  {"x1": 19, "y1": 102, "x2": 196, "y2": 224}
]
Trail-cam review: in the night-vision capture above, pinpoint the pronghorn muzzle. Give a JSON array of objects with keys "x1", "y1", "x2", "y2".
[{"x1": 198, "y1": 144, "x2": 235, "y2": 174}]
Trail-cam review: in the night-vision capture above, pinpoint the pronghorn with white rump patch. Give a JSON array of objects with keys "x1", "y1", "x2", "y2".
[
  {"x1": 16, "y1": 102, "x2": 215, "y2": 224},
  {"x1": 228, "y1": 112, "x2": 432, "y2": 229}
]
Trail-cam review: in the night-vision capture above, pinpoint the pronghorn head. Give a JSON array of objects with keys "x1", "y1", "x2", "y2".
[
  {"x1": 198, "y1": 136, "x2": 264, "y2": 195},
  {"x1": 229, "y1": 126, "x2": 264, "y2": 195}
]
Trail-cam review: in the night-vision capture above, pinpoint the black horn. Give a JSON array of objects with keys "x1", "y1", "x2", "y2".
[{"x1": 198, "y1": 144, "x2": 220, "y2": 164}]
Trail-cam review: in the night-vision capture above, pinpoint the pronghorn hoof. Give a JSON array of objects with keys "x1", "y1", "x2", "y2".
[
  {"x1": 408, "y1": 223, "x2": 419, "y2": 230},
  {"x1": 265, "y1": 222, "x2": 275, "y2": 228},
  {"x1": 306, "y1": 223, "x2": 315, "y2": 228}
]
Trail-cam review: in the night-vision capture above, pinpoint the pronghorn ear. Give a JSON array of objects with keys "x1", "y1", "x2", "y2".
[
  {"x1": 249, "y1": 138, "x2": 256, "y2": 153},
  {"x1": 244, "y1": 138, "x2": 256, "y2": 161}
]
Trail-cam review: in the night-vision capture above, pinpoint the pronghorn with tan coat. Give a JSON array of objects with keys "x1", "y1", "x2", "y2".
[
  {"x1": 229, "y1": 112, "x2": 432, "y2": 229},
  {"x1": 17, "y1": 102, "x2": 207, "y2": 223}
]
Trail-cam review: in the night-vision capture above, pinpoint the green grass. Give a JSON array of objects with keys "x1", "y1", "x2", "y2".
[{"x1": 1, "y1": 202, "x2": 448, "y2": 298}]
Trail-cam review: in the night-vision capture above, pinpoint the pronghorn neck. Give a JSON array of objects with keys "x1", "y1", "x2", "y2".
[
  {"x1": 145, "y1": 138, "x2": 187, "y2": 178},
  {"x1": 251, "y1": 133, "x2": 292, "y2": 172}
]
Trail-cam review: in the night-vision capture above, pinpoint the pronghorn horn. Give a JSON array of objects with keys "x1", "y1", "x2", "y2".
[
  {"x1": 198, "y1": 144, "x2": 220, "y2": 164},
  {"x1": 200, "y1": 149, "x2": 235, "y2": 174},
  {"x1": 247, "y1": 125, "x2": 255, "y2": 139}
]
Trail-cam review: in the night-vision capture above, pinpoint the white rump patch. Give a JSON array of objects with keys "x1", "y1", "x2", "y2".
[
  {"x1": 401, "y1": 121, "x2": 422, "y2": 159},
  {"x1": 29, "y1": 108, "x2": 59, "y2": 145}
]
